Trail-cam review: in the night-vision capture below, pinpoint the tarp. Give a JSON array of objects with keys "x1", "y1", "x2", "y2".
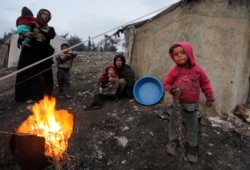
[{"x1": 123, "y1": 0, "x2": 250, "y2": 117}]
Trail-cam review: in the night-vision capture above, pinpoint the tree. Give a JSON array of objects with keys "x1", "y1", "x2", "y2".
[
  {"x1": 87, "y1": 36, "x2": 91, "y2": 51},
  {"x1": 101, "y1": 35, "x2": 118, "y2": 52},
  {"x1": 91, "y1": 41, "x2": 98, "y2": 52},
  {"x1": 67, "y1": 35, "x2": 86, "y2": 51},
  {"x1": 0, "y1": 32, "x2": 13, "y2": 44},
  {"x1": 61, "y1": 33, "x2": 69, "y2": 39}
]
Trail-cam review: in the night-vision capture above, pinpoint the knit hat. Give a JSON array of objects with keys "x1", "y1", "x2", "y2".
[
  {"x1": 106, "y1": 64, "x2": 115, "y2": 72},
  {"x1": 21, "y1": 7, "x2": 33, "y2": 16}
]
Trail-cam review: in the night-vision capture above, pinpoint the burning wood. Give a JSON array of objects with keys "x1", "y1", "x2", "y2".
[{"x1": 10, "y1": 95, "x2": 74, "y2": 169}]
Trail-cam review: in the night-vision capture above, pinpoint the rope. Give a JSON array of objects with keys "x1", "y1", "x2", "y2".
[{"x1": 0, "y1": 2, "x2": 174, "y2": 82}]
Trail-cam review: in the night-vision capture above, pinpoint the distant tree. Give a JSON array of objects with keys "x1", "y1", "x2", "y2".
[
  {"x1": 67, "y1": 35, "x2": 86, "y2": 51},
  {"x1": 0, "y1": 32, "x2": 13, "y2": 44},
  {"x1": 87, "y1": 36, "x2": 91, "y2": 51},
  {"x1": 101, "y1": 34, "x2": 117, "y2": 52},
  {"x1": 61, "y1": 33, "x2": 69, "y2": 39},
  {"x1": 98, "y1": 45, "x2": 104, "y2": 52},
  {"x1": 109, "y1": 37, "x2": 117, "y2": 52},
  {"x1": 91, "y1": 41, "x2": 98, "y2": 52}
]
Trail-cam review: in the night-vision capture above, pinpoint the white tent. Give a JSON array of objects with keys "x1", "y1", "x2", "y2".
[{"x1": 2, "y1": 34, "x2": 68, "y2": 68}]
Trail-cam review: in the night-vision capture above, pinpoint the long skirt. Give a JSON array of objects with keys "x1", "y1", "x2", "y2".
[{"x1": 15, "y1": 40, "x2": 54, "y2": 102}]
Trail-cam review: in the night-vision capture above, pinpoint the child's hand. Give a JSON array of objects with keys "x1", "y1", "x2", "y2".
[
  {"x1": 170, "y1": 86, "x2": 181, "y2": 96},
  {"x1": 206, "y1": 100, "x2": 213, "y2": 107},
  {"x1": 62, "y1": 54, "x2": 71, "y2": 60},
  {"x1": 24, "y1": 32, "x2": 34, "y2": 38},
  {"x1": 109, "y1": 77, "x2": 115, "y2": 82},
  {"x1": 30, "y1": 21, "x2": 40, "y2": 28}
]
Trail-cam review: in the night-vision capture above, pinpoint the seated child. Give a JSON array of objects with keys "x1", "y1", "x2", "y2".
[
  {"x1": 16, "y1": 6, "x2": 44, "y2": 47},
  {"x1": 98, "y1": 64, "x2": 119, "y2": 94}
]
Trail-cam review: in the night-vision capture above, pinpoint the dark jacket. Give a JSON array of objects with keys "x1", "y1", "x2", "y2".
[{"x1": 114, "y1": 54, "x2": 135, "y2": 98}]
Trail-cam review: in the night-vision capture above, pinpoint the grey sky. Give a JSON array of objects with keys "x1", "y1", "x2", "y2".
[{"x1": 0, "y1": 0, "x2": 179, "y2": 43}]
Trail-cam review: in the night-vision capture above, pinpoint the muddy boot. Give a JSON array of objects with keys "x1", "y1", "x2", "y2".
[
  {"x1": 166, "y1": 141, "x2": 177, "y2": 156},
  {"x1": 186, "y1": 145, "x2": 198, "y2": 163},
  {"x1": 93, "y1": 93, "x2": 101, "y2": 106}
]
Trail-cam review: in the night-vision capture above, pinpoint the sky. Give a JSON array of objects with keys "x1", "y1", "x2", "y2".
[{"x1": 0, "y1": 0, "x2": 179, "y2": 44}]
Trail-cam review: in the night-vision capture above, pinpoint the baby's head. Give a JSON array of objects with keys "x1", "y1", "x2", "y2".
[
  {"x1": 106, "y1": 64, "x2": 115, "y2": 74},
  {"x1": 21, "y1": 7, "x2": 33, "y2": 16}
]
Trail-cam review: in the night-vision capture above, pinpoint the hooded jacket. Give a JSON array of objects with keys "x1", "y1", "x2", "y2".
[
  {"x1": 163, "y1": 42, "x2": 215, "y2": 103},
  {"x1": 113, "y1": 54, "x2": 135, "y2": 89}
]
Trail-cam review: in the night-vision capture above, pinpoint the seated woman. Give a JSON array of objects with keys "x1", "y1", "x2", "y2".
[{"x1": 85, "y1": 54, "x2": 135, "y2": 110}]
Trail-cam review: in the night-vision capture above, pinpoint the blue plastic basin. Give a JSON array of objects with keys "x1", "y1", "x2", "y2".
[{"x1": 133, "y1": 76, "x2": 164, "y2": 105}]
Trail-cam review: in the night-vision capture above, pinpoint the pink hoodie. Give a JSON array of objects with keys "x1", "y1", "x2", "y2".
[{"x1": 163, "y1": 42, "x2": 215, "y2": 103}]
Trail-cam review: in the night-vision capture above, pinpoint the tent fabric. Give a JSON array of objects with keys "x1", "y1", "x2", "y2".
[
  {"x1": 5, "y1": 34, "x2": 21, "y2": 68},
  {"x1": 3, "y1": 34, "x2": 68, "y2": 68},
  {"x1": 123, "y1": 0, "x2": 250, "y2": 117},
  {"x1": 124, "y1": 26, "x2": 136, "y2": 65}
]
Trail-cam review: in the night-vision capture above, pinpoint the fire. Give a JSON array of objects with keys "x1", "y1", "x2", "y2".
[{"x1": 15, "y1": 95, "x2": 74, "y2": 160}]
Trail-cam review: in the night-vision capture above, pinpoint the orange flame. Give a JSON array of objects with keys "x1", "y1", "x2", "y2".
[{"x1": 15, "y1": 95, "x2": 74, "y2": 160}]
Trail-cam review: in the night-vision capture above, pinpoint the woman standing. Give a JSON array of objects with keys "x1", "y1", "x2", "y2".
[{"x1": 15, "y1": 8, "x2": 56, "y2": 102}]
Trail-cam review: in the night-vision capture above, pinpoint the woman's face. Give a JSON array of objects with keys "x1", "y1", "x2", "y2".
[
  {"x1": 41, "y1": 11, "x2": 50, "y2": 23},
  {"x1": 115, "y1": 57, "x2": 123, "y2": 68}
]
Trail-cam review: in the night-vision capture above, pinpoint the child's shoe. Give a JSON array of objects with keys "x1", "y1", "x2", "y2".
[
  {"x1": 166, "y1": 141, "x2": 177, "y2": 156},
  {"x1": 186, "y1": 146, "x2": 198, "y2": 163}
]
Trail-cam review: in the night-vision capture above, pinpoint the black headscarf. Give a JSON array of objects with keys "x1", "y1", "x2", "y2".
[
  {"x1": 37, "y1": 9, "x2": 51, "y2": 24},
  {"x1": 113, "y1": 54, "x2": 126, "y2": 71}
]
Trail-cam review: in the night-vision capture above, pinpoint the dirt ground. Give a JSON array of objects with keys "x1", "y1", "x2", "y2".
[{"x1": 0, "y1": 52, "x2": 250, "y2": 170}]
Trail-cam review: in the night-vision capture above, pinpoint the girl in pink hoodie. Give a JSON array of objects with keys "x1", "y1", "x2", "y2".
[{"x1": 163, "y1": 41, "x2": 215, "y2": 163}]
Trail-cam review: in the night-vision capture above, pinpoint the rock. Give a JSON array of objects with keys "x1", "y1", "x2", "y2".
[
  {"x1": 114, "y1": 136, "x2": 129, "y2": 147},
  {"x1": 234, "y1": 118, "x2": 244, "y2": 128},
  {"x1": 207, "y1": 116, "x2": 234, "y2": 131},
  {"x1": 234, "y1": 104, "x2": 250, "y2": 123}
]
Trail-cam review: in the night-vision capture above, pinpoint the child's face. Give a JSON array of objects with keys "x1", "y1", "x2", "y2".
[
  {"x1": 107, "y1": 67, "x2": 114, "y2": 74},
  {"x1": 61, "y1": 45, "x2": 69, "y2": 54},
  {"x1": 172, "y1": 46, "x2": 189, "y2": 66}
]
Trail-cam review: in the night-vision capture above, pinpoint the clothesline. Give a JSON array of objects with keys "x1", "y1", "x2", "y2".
[{"x1": 0, "y1": 3, "x2": 174, "y2": 82}]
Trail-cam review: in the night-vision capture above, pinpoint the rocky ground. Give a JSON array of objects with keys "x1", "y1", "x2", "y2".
[{"x1": 0, "y1": 52, "x2": 250, "y2": 170}]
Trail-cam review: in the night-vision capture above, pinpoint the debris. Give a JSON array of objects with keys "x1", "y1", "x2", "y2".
[
  {"x1": 234, "y1": 104, "x2": 250, "y2": 123},
  {"x1": 121, "y1": 126, "x2": 130, "y2": 132},
  {"x1": 207, "y1": 116, "x2": 234, "y2": 131},
  {"x1": 114, "y1": 136, "x2": 129, "y2": 148}
]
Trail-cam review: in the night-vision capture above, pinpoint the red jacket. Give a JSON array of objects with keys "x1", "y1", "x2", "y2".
[
  {"x1": 163, "y1": 42, "x2": 215, "y2": 103},
  {"x1": 98, "y1": 64, "x2": 119, "y2": 84},
  {"x1": 16, "y1": 15, "x2": 44, "y2": 27}
]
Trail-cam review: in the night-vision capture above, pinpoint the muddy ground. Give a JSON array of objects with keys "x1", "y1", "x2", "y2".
[{"x1": 0, "y1": 52, "x2": 250, "y2": 170}]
